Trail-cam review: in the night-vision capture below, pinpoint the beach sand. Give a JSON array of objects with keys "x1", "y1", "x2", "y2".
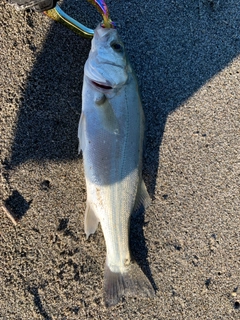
[{"x1": 0, "y1": 0, "x2": 239, "y2": 318}]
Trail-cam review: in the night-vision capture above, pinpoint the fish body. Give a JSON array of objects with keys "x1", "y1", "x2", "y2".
[{"x1": 78, "y1": 24, "x2": 154, "y2": 306}]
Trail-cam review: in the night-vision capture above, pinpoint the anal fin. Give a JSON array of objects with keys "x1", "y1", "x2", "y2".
[{"x1": 84, "y1": 202, "x2": 99, "y2": 239}]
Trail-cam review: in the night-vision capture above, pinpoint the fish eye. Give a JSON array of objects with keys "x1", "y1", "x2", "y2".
[{"x1": 111, "y1": 41, "x2": 123, "y2": 52}]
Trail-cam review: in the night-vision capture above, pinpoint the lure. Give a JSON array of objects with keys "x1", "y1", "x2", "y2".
[{"x1": 87, "y1": 0, "x2": 115, "y2": 28}]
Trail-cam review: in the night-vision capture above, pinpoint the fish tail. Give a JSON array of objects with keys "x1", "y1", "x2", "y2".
[{"x1": 103, "y1": 261, "x2": 155, "y2": 307}]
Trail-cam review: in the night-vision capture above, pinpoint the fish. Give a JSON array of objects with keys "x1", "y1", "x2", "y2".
[{"x1": 78, "y1": 23, "x2": 154, "y2": 307}]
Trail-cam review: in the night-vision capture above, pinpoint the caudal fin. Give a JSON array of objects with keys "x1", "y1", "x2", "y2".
[{"x1": 103, "y1": 261, "x2": 155, "y2": 307}]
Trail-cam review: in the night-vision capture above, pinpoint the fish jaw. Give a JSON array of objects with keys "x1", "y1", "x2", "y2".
[{"x1": 84, "y1": 23, "x2": 129, "y2": 91}]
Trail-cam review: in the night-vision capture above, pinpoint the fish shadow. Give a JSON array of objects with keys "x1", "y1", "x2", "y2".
[{"x1": 130, "y1": 205, "x2": 157, "y2": 291}]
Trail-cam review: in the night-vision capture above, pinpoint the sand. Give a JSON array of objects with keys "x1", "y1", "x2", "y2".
[{"x1": 0, "y1": 0, "x2": 239, "y2": 318}]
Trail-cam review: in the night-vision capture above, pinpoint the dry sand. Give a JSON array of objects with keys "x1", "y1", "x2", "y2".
[{"x1": 0, "y1": 0, "x2": 239, "y2": 318}]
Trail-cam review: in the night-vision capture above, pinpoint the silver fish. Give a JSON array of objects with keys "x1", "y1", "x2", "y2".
[{"x1": 78, "y1": 23, "x2": 154, "y2": 306}]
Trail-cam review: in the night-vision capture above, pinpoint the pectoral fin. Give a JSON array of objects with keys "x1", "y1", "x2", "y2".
[
  {"x1": 84, "y1": 202, "x2": 99, "y2": 239},
  {"x1": 95, "y1": 94, "x2": 119, "y2": 135}
]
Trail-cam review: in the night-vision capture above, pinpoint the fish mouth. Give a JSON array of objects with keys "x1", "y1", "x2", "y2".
[{"x1": 91, "y1": 81, "x2": 113, "y2": 90}]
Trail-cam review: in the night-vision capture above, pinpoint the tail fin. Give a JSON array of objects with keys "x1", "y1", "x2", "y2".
[{"x1": 103, "y1": 261, "x2": 155, "y2": 307}]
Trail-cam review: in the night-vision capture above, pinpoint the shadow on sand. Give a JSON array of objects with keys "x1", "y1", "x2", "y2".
[{"x1": 8, "y1": 0, "x2": 240, "y2": 293}]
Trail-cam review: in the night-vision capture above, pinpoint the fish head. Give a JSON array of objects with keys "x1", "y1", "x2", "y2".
[{"x1": 84, "y1": 24, "x2": 130, "y2": 94}]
